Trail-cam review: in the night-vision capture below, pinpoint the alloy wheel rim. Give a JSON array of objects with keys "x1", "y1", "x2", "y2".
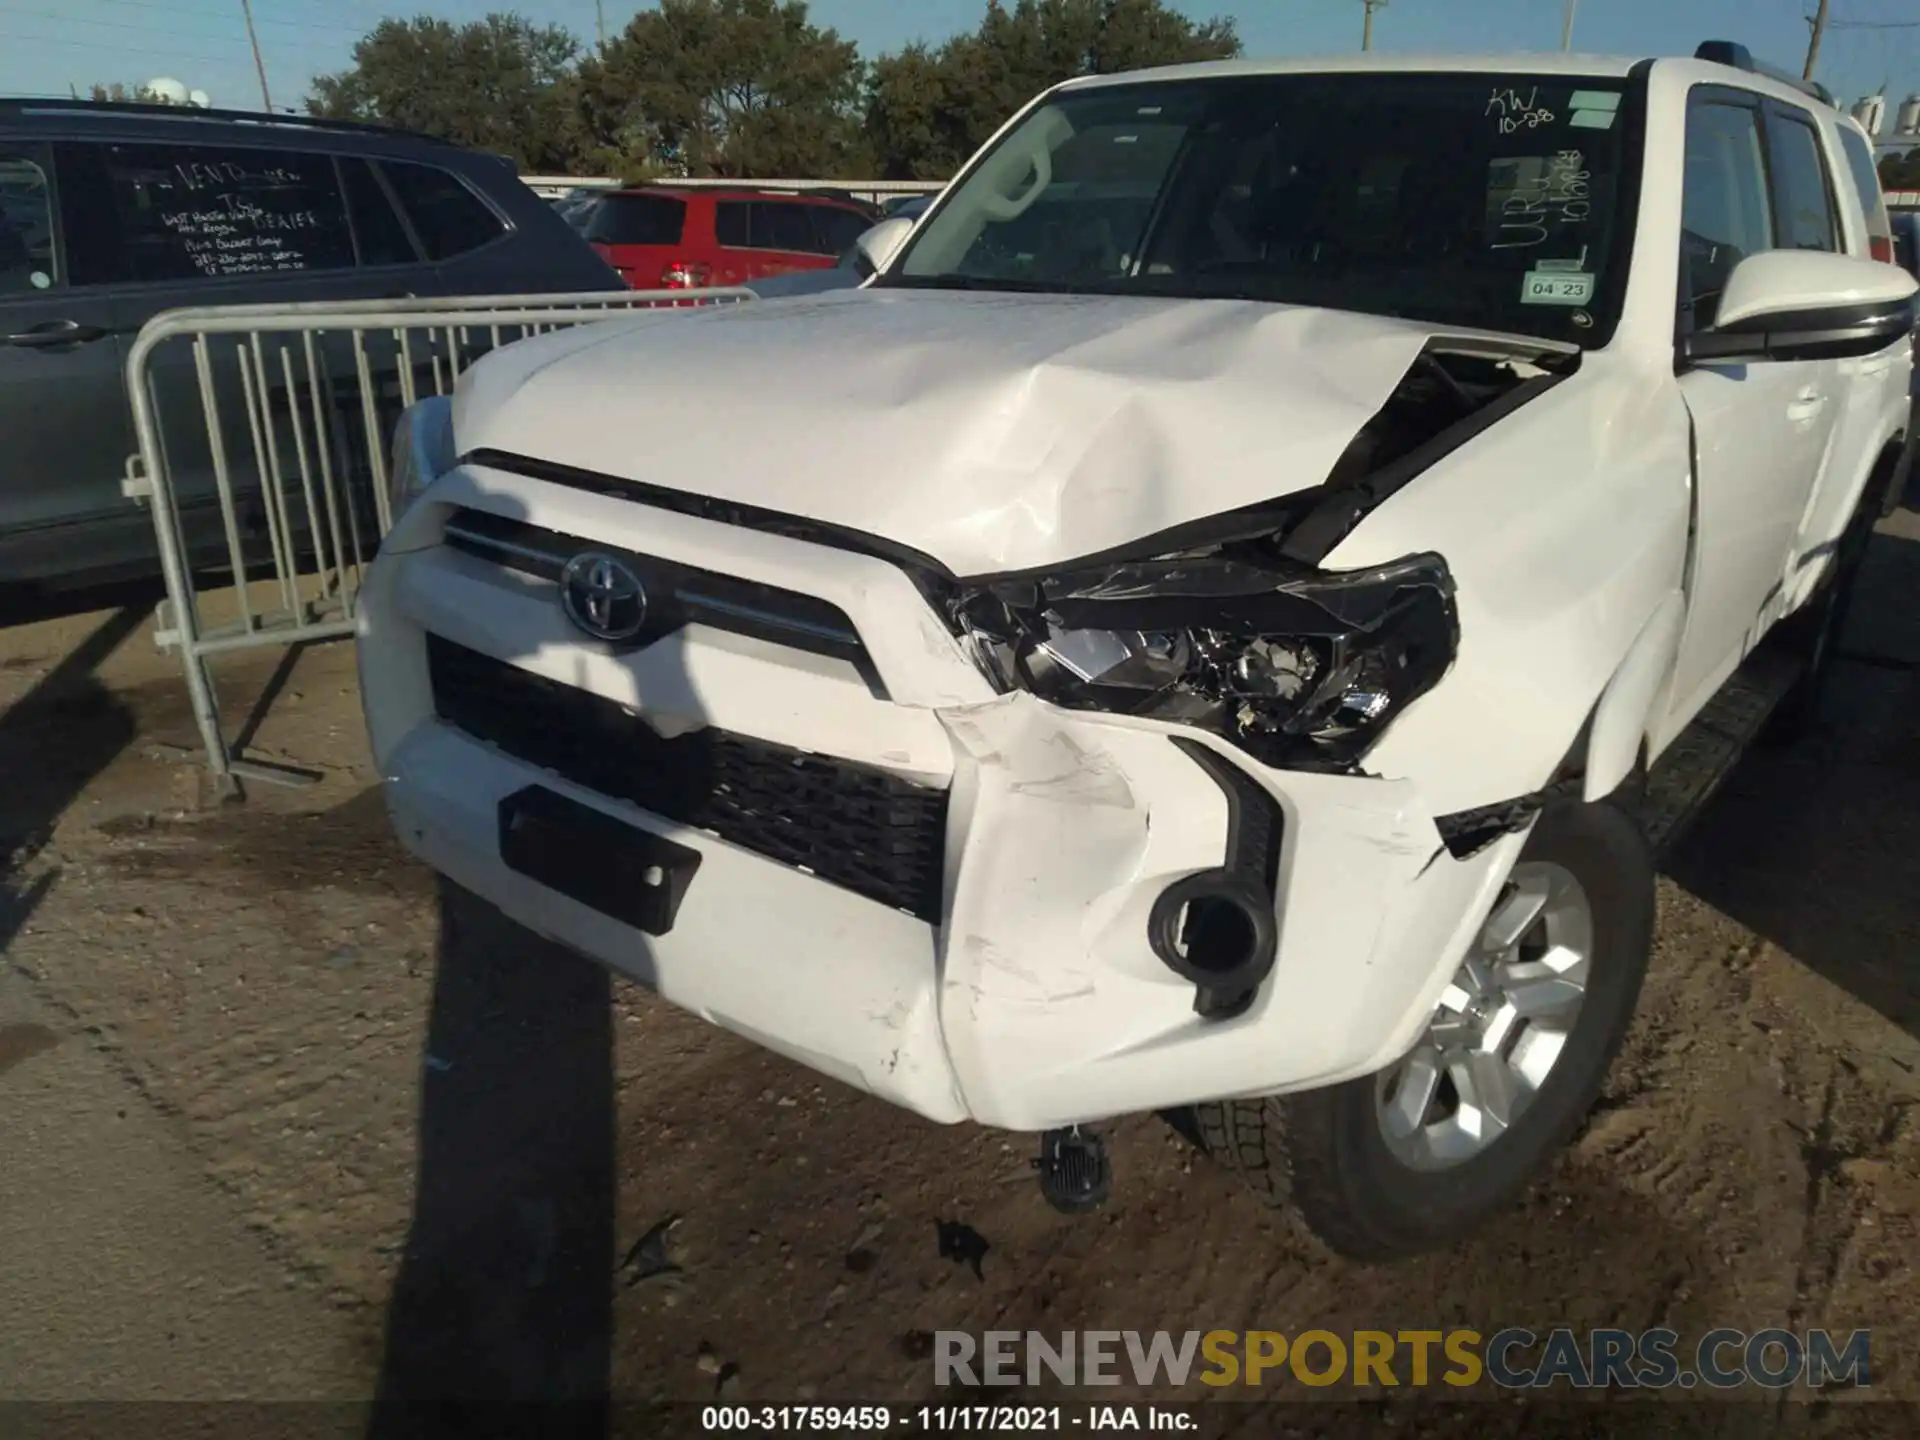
[{"x1": 1375, "y1": 861, "x2": 1594, "y2": 1171}]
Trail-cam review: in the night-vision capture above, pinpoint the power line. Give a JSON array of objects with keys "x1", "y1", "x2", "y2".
[
  {"x1": 7, "y1": 9, "x2": 256, "y2": 43},
  {"x1": 3, "y1": 7, "x2": 365, "y2": 50},
  {"x1": 83, "y1": 0, "x2": 382, "y2": 37},
  {"x1": 0, "y1": 28, "x2": 256, "y2": 66}
]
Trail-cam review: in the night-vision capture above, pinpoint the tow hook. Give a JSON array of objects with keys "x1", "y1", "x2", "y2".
[{"x1": 1035, "y1": 1125, "x2": 1112, "y2": 1214}]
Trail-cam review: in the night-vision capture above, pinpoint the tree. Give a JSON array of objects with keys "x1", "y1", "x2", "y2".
[
  {"x1": 307, "y1": 13, "x2": 580, "y2": 171},
  {"x1": 865, "y1": 0, "x2": 1240, "y2": 179},
  {"x1": 581, "y1": 0, "x2": 867, "y2": 178},
  {"x1": 1881, "y1": 149, "x2": 1920, "y2": 191},
  {"x1": 90, "y1": 83, "x2": 167, "y2": 104}
]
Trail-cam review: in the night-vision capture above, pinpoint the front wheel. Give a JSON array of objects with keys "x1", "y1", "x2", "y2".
[{"x1": 1194, "y1": 797, "x2": 1654, "y2": 1260}]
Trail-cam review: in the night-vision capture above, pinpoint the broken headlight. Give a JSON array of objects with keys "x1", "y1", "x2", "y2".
[{"x1": 948, "y1": 550, "x2": 1458, "y2": 770}]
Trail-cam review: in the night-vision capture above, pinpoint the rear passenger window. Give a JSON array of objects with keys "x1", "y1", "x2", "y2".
[
  {"x1": 752, "y1": 201, "x2": 825, "y2": 254},
  {"x1": 1681, "y1": 100, "x2": 1773, "y2": 327},
  {"x1": 811, "y1": 207, "x2": 871, "y2": 255},
  {"x1": 98, "y1": 142, "x2": 357, "y2": 282},
  {"x1": 0, "y1": 152, "x2": 57, "y2": 292},
  {"x1": 340, "y1": 158, "x2": 417, "y2": 267},
  {"x1": 1765, "y1": 109, "x2": 1838, "y2": 252},
  {"x1": 714, "y1": 202, "x2": 750, "y2": 248},
  {"x1": 380, "y1": 161, "x2": 504, "y2": 260}
]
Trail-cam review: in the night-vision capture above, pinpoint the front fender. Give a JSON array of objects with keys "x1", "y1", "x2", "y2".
[
  {"x1": 1583, "y1": 590, "x2": 1685, "y2": 802},
  {"x1": 1320, "y1": 357, "x2": 1692, "y2": 815}
]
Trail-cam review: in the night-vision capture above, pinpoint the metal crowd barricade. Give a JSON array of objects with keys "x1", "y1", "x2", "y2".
[{"x1": 123, "y1": 287, "x2": 757, "y2": 788}]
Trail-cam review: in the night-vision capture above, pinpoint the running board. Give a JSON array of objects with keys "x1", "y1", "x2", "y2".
[{"x1": 1641, "y1": 647, "x2": 1803, "y2": 857}]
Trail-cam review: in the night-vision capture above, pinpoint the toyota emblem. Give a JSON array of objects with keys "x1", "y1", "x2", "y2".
[{"x1": 560, "y1": 552, "x2": 648, "y2": 642}]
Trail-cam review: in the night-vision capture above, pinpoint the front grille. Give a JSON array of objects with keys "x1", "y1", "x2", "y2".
[
  {"x1": 427, "y1": 635, "x2": 948, "y2": 921},
  {"x1": 441, "y1": 507, "x2": 880, "y2": 690}
]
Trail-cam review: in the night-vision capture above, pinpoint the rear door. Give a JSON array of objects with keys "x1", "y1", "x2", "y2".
[
  {"x1": 377, "y1": 157, "x2": 514, "y2": 295},
  {"x1": 710, "y1": 200, "x2": 757, "y2": 286},
  {"x1": 0, "y1": 139, "x2": 134, "y2": 582},
  {"x1": 713, "y1": 199, "x2": 847, "y2": 283},
  {"x1": 751, "y1": 200, "x2": 840, "y2": 278}
]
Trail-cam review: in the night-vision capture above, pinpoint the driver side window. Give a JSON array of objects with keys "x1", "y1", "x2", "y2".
[{"x1": 1681, "y1": 97, "x2": 1773, "y2": 329}]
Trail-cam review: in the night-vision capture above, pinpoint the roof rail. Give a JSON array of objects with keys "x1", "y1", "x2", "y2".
[
  {"x1": 0, "y1": 96, "x2": 460, "y2": 147},
  {"x1": 1694, "y1": 42, "x2": 1837, "y2": 107}
]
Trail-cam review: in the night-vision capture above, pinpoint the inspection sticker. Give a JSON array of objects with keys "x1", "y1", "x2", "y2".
[
  {"x1": 1568, "y1": 89, "x2": 1622, "y2": 130},
  {"x1": 1522, "y1": 267, "x2": 1596, "y2": 305}
]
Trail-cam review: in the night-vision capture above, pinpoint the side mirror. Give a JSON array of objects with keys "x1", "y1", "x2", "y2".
[
  {"x1": 1685, "y1": 249, "x2": 1918, "y2": 365},
  {"x1": 853, "y1": 216, "x2": 915, "y2": 280}
]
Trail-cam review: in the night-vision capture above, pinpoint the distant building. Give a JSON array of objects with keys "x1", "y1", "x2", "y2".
[{"x1": 1852, "y1": 93, "x2": 1887, "y2": 136}]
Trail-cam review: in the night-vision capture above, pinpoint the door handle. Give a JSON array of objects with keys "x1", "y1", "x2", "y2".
[{"x1": 6, "y1": 319, "x2": 108, "y2": 349}]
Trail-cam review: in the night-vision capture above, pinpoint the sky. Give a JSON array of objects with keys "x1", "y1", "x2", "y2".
[{"x1": 3, "y1": 0, "x2": 1918, "y2": 133}]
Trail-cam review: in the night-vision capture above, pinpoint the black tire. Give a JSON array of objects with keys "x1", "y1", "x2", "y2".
[
  {"x1": 1193, "y1": 797, "x2": 1655, "y2": 1260},
  {"x1": 1767, "y1": 491, "x2": 1877, "y2": 743}
]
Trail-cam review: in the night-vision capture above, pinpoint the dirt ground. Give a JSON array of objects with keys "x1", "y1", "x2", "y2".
[{"x1": 2, "y1": 503, "x2": 1919, "y2": 1433}]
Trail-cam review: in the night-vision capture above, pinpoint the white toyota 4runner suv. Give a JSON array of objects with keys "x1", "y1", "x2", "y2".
[{"x1": 361, "y1": 46, "x2": 1916, "y2": 1258}]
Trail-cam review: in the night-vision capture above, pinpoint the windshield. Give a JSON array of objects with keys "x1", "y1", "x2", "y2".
[{"x1": 888, "y1": 72, "x2": 1638, "y2": 345}]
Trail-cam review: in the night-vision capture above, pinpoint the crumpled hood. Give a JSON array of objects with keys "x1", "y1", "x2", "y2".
[{"x1": 453, "y1": 289, "x2": 1465, "y2": 576}]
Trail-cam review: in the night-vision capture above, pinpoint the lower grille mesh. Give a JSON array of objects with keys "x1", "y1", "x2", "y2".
[{"x1": 427, "y1": 636, "x2": 949, "y2": 921}]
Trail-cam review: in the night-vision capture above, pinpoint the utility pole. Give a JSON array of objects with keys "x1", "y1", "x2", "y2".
[
  {"x1": 1562, "y1": 0, "x2": 1579, "y2": 52},
  {"x1": 239, "y1": 0, "x2": 273, "y2": 111},
  {"x1": 596, "y1": 0, "x2": 606, "y2": 52},
  {"x1": 1803, "y1": 0, "x2": 1830, "y2": 82},
  {"x1": 1361, "y1": 0, "x2": 1387, "y2": 52}
]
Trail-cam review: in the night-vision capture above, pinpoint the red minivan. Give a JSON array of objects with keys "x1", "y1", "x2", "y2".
[{"x1": 582, "y1": 187, "x2": 876, "y2": 290}]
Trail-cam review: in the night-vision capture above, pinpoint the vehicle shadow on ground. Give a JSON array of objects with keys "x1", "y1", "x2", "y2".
[
  {"x1": 370, "y1": 482, "x2": 632, "y2": 1430},
  {"x1": 1665, "y1": 526, "x2": 1920, "y2": 1043},
  {"x1": 0, "y1": 601, "x2": 154, "y2": 954},
  {"x1": 369, "y1": 877, "x2": 615, "y2": 1428}
]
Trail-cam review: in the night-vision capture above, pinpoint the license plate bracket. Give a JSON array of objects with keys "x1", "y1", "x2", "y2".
[{"x1": 498, "y1": 785, "x2": 703, "y2": 936}]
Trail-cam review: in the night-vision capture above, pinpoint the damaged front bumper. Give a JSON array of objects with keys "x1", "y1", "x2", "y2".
[{"x1": 360, "y1": 468, "x2": 1529, "y2": 1132}]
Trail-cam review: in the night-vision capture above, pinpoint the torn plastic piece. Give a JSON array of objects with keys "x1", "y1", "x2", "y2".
[
  {"x1": 1038, "y1": 550, "x2": 1455, "y2": 636},
  {"x1": 934, "y1": 1218, "x2": 990, "y2": 1280},
  {"x1": 619, "y1": 1214, "x2": 683, "y2": 1286},
  {"x1": 1034, "y1": 1126, "x2": 1112, "y2": 1214},
  {"x1": 1433, "y1": 793, "x2": 1547, "y2": 859},
  {"x1": 1157, "y1": 738, "x2": 1283, "y2": 1019},
  {"x1": 1282, "y1": 368, "x2": 1566, "y2": 563}
]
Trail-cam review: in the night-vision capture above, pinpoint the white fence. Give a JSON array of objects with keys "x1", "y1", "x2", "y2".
[
  {"x1": 520, "y1": 171, "x2": 1913, "y2": 210},
  {"x1": 123, "y1": 289, "x2": 756, "y2": 788},
  {"x1": 522, "y1": 174, "x2": 947, "y2": 206}
]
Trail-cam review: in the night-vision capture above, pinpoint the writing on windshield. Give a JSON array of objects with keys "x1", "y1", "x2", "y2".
[{"x1": 891, "y1": 73, "x2": 1636, "y2": 345}]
